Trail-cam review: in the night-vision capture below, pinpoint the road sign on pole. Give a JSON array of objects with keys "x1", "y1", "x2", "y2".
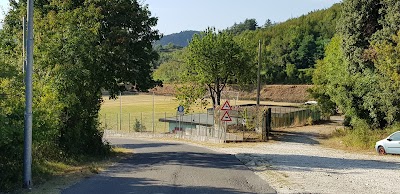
[
  {"x1": 177, "y1": 105, "x2": 184, "y2": 116},
  {"x1": 221, "y1": 100, "x2": 231, "y2": 110},
  {"x1": 221, "y1": 111, "x2": 232, "y2": 121}
]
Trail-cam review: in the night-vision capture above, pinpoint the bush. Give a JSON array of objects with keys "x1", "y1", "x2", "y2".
[
  {"x1": 133, "y1": 119, "x2": 146, "y2": 132},
  {"x1": 331, "y1": 122, "x2": 400, "y2": 150}
]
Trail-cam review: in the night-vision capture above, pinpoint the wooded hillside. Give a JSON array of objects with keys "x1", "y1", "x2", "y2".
[
  {"x1": 153, "y1": 4, "x2": 341, "y2": 85},
  {"x1": 156, "y1": 30, "x2": 200, "y2": 47}
]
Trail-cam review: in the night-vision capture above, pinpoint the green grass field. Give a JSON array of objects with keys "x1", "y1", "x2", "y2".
[
  {"x1": 99, "y1": 94, "x2": 301, "y2": 133},
  {"x1": 100, "y1": 94, "x2": 181, "y2": 133}
]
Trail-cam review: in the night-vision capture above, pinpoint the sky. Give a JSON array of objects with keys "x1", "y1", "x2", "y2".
[
  {"x1": 0, "y1": 0, "x2": 10, "y2": 29},
  {"x1": 0, "y1": 0, "x2": 342, "y2": 33}
]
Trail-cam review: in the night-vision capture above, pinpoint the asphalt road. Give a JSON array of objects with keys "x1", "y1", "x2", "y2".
[{"x1": 62, "y1": 138, "x2": 276, "y2": 194}]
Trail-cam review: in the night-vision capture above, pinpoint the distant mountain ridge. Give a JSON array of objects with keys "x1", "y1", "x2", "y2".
[{"x1": 157, "y1": 30, "x2": 200, "y2": 47}]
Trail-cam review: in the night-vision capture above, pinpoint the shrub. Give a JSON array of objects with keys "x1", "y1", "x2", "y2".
[
  {"x1": 331, "y1": 122, "x2": 400, "y2": 150},
  {"x1": 133, "y1": 119, "x2": 146, "y2": 132}
]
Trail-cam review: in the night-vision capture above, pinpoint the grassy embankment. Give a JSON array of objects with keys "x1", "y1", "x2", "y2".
[
  {"x1": 16, "y1": 147, "x2": 132, "y2": 194},
  {"x1": 321, "y1": 124, "x2": 400, "y2": 153}
]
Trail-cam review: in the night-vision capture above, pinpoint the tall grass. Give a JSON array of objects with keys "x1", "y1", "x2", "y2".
[{"x1": 331, "y1": 122, "x2": 400, "y2": 150}]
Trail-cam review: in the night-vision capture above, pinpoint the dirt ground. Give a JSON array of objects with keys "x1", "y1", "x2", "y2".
[
  {"x1": 150, "y1": 84, "x2": 313, "y2": 103},
  {"x1": 201, "y1": 118, "x2": 400, "y2": 194},
  {"x1": 269, "y1": 117, "x2": 343, "y2": 145}
]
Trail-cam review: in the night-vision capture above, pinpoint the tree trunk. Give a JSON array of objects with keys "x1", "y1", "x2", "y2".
[
  {"x1": 215, "y1": 78, "x2": 221, "y2": 106},
  {"x1": 208, "y1": 85, "x2": 216, "y2": 108},
  {"x1": 216, "y1": 90, "x2": 221, "y2": 106}
]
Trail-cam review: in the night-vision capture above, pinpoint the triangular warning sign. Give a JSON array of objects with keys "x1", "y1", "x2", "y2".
[
  {"x1": 221, "y1": 100, "x2": 232, "y2": 110},
  {"x1": 221, "y1": 111, "x2": 232, "y2": 121}
]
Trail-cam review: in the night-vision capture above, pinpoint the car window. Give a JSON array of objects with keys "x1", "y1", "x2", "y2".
[{"x1": 389, "y1": 132, "x2": 400, "y2": 141}]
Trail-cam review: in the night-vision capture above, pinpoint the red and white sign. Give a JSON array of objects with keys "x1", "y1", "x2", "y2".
[
  {"x1": 221, "y1": 111, "x2": 232, "y2": 121},
  {"x1": 221, "y1": 100, "x2": 232, "y2": 110}
]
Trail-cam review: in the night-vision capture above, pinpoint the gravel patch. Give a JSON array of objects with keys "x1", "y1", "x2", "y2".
[
  {"x1": 111, "y1": 122, "x2": 400, "y2": 193},
  {"x1": 206, "y1": 129, "x2": 400, "y2": 194}
]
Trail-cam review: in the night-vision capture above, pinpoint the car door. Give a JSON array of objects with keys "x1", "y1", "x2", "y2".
[{"x1": 385, "y1": 132, "x2": 400, "y2": 154}]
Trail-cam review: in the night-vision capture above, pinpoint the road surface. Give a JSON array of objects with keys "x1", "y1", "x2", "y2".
[{"x1": 62, "y1": 138, "x2": 276, "y2": 194}]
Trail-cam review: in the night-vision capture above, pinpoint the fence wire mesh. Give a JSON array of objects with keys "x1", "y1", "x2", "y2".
[{"x1": 101, "y1": 105, "x2": 320, "y2": 143}]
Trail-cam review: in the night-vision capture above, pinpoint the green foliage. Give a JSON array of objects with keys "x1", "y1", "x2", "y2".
[
  {"x1": 94, "y1": 0, "x2": 161, "y2": 96},
  {"x1": 0, "y1": 0, "x2": 159, "y2": 191},
  {"x1": 153, "y1": 5, "x2": 340, "y2": 86},
  {"x1": 133, "y1": 119, "x2": 146, "y2": 132},
  {"x1": 175, "y1": 83, "x2": 208, "y2": 112},
  {"x1": 313, "y1": 0, "x2": 400, "y2": 133},
  {"x1": 335, "y1": 0, "x2": 400, "y2": 128},
  {"x1": 285, "y1": 63, "x2": 299, "y2": 83},
  {"x1": 153, "y1": 49, "x2": 186, "y2": 83},
  {"x1": 311, "y1": 35, "x2": 348, "y2": 118},
  {"x1": 332, "y1": 123, "x2": 400, "y2": 150},
  {"x1": 182, "y1": 28, "x2": 253, "y2": 107},
  {"x1": 235, "y1": 4, "x2": 341, "y2": 84},
  {"x1": 226, "y1": 18, "x2": 258, "y2": 35}
]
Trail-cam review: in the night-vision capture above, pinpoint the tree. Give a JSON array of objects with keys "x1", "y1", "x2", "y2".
[
  {"x1": 94, "y1": 0, "x2": 161, "y2": 97},
  {"x1": 263, "y1": 19, "x2": 274, "y2": 28},
  {"x1": 182, "y1": 28, "x2": 252, "y2": 107},
  {"x1": 311, "y1": 35, "x2": 350, "y2": 118},
  {"x1": 285, "y1": 63, "x2": 299, "y2": 83},
  {"x1": 25, "y1": 0, "x2": 160, "y2": 155},
  {"x1": 313, "y1": 0, "x2": 400, "y2": 129},
  {"x1": 0, "y1": 1, "x2": 160, "y2": 189},
  {"x1": 227, "y1": 19, "x2": 258, "y2": 35},
  {"x1": 235, "y1": 4, "x2": 341, "y2": 84},
  {"x1": 153, "y1": 49, "x2": 186, "y2": 83}
]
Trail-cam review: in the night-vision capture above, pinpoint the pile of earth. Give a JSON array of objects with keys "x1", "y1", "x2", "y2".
[{"x1": 149, "y1": 84, "x2": 313, "y2": 103}]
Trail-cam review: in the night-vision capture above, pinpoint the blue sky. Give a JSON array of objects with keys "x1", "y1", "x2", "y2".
[
  {"x1": 0, "y1": 0, "x2": 10, "y2": 28},
  {"x1": 1, "y1": 0, "x2": 342, "y2": 33}
]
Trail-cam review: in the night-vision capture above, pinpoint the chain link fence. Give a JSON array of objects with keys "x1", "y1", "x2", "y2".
[
  {"x1": 100, "y1": 92, "x2": 319, "y2": 143},
  {"x1": 101, "y1": 105, "x2": 320, "y2": 143}
]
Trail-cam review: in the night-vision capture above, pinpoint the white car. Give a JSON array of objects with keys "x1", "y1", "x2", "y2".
[
  {"x1": 375, "y1": 131, "x2": 400, "y2": 155},
  {"x1": 304, "y1": 101, "x2": 318, "y2": 105}
]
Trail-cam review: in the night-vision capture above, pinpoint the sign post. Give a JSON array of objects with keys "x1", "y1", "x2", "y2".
[
  {"x1": 177, "y1": 106, "x2": 184, "y2": 137},
  {"x1": 177, "y1": 105, "x2": 184, "y2": 116},
  {"x1": 220, "y1": 100, "x2": 232, "y2": 142}
]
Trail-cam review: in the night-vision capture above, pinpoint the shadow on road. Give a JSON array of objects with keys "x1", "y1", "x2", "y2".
[
  {"x1": 108, "y1": 151, "x2": 248, "y2": 173},
  {"x1": 115, "y1": 142, "x2": 180, "y2": 149},
  {"x1": 270, "y1": 130, "x2": 321, "y2": 145},
  {"x1": 62, "y1": 177, "x2": 259, "y2": 194}
]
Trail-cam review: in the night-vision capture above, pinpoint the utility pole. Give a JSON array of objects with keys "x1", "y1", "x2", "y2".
[
  {"x1": 23, "y1": 0, "x2": 34, "y2": 189},
  {"x1": 256, "y1": 40, "x2": 262, "y2": 132},
  {"x1": 23, "y1": 17, "x2": 27, "y2": 75},
  {"x1": 152, "y1": 92, "x2": 155, "y2": 133},
  {"x1": 257, "y1": 40, "x2": 262, "y2": 106},
  {"x1": 119, "y1": 91, "x2": 122, "y2": 130}
]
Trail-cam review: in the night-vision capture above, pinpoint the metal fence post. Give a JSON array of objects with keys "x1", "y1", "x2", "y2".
[
  {"x1": 120, "y1": 92, "x2": 122, "y2": 131},
  {"x1": 105, "y1": 113, "x2": 107, "y2": 130},
  {"x1": 128, "y1": 113, "x2": 131, "y2": 133},
  {"x1": 141, "y1": 112, "x2": 143, "y2": 132},
  {"x1": 152, "y1": 92, "x2": 155, "y2": 134},
  {"x1": 190, "y1": 114, "x2": 193, "y2": 136}
]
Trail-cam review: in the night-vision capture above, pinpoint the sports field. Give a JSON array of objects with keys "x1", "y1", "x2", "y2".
[{"x1": 99, "y1": 94, "x2": 301, "y2": 133}]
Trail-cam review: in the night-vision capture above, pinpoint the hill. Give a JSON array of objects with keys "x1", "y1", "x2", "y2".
[
  {"x1": 150, "y1": 84, "x2": 312, "y2": 103},
  {"x1": 153, "y1": 3, "x2": 342, "y2": 85},
  {"x1": 157, "y1": 30, "x2": 200, "y2": 47}
]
